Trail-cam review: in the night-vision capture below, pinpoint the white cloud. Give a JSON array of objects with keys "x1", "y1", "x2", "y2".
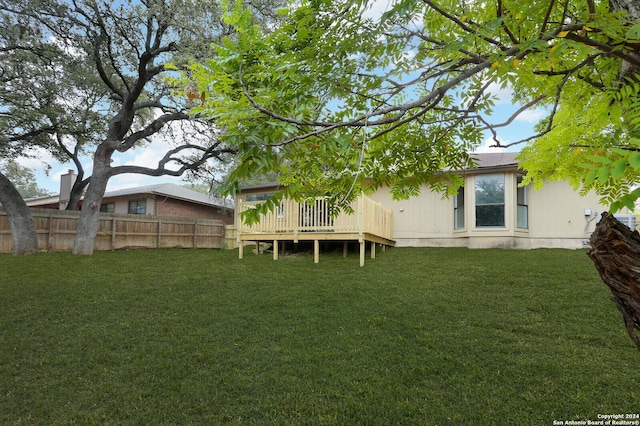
[
  {"x1": 473, "y1": 136, "x2": 508, "y2": 153},
  {"x1": 516, "y1": 108, "x2": 546, "y2": 123},
  {"x1": 485, "y1": 81, "x2": 514, "y2": 105},
  {"x1": 121, "y1": 141, "x2": 173, "y2": 170},
  {"x1": 363, "y1": 0, "x2": 394, "y2": 20},
  {"x1": 363, "y1": 0, "x2": 424, "y2": 26},
  {"x1": 14, "y1": 147, "x2": 67, "y2": 193}
]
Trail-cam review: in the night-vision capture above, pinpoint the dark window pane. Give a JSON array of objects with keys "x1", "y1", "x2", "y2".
[
  {"x1": 476, "y1": 205, "x2": 505, "y2": 227},
  {"x1": 454, "y1": 186, "x2": 464, "y2": 229},
  {"x1": 128, "y1": 200, "x2": 145, "y2": 215}
]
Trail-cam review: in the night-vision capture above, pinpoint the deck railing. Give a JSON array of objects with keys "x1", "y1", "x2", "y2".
[{"x1": 237, "y1": 195, "x2": 393, "y2": 241}]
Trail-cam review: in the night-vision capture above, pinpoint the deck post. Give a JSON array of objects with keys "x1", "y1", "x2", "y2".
[
  {"x1": 371, "y1": 242, "x2": 376, "y2": 259},
  {"x1": 273, "y1": 240, "x2": 278, "y2": 260},
  {"x1": 343, "y1": 241, "x2": 348, "y2": 258},
  {"x1": 314, "y1": 240, "x2": 320, "y2": 264},
  {"x1": 239, "y1": 241, "x2": 243, "y2": 259},
  {"x1": 359, "y1": 240, "x2": 365, "y2": 267}
]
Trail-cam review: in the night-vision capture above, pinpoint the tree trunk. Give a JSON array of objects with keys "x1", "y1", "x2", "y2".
[
  {"x1": 0, "y1": 172, "x2": 39, "y2": 256},
  {"x1": 588, "y1": 212, "x2": 640, "y2": 350},
  {"x1": 610, "y1": 0, "x2": 640, "y2": 79},
  {"x1": 72, "y1": 153, "x2": 111, "y2": 255}
]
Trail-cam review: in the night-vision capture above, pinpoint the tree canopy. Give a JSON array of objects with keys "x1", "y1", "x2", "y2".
[
  {"x1": 0, "y1": 161, "x2": 50, "y2": 199},
  {"x1": 0, "y1": 0, "x2": 284, "y2": 255},
  {"x1": 184, "y1": 0, "x2": 640, "y2": 219}
]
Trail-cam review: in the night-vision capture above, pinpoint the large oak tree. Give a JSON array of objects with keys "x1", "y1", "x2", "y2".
[{"x1": 0, "y1": 0, "x2": 283, "y2": 255}]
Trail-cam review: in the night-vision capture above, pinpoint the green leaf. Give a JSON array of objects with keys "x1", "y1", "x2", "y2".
[
  {"x1": 578, "y1": 162, "x2": 599, "y2": 171},
  {"x1": 598, "y1": 166, "x2": 611, "y2": 182},
  {"x1": 587, "y1": 155, "x2": 612, "y2": 165},
  {"x1": 629, "y1": 152, "x2": 640, "y2": 169},
  {"x1": 611, "y1": 147, "x2": 631, "y2": 156},
  {"x1": 584, "y1": 170, "x2": 598, "y2": 186},
  {"x1": 621, "y1": 194, "x2": 636, "y2": 211},
  {"x1": 610, "y1": 201, "x2": 621, "y2": 213},
  {"x1": 611, "y1": 158, "x2": 627, "y2": 180}
]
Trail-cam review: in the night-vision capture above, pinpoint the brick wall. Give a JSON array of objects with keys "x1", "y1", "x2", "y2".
[{"x1": 155, "y1": 197, "x2": 234, "y2": 224}]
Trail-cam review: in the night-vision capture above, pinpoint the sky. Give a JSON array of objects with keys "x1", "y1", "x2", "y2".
[
  {"x1": 16, "y1": 0, "x2": 544, "y2": 196},
  {"x1": 21, "y1": 136, "x2": 187, "y2": 195}
]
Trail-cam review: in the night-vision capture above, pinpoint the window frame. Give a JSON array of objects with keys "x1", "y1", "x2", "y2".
[
  {"x1": 516, "y1": 175, "x2": 529, "y2": 229},
  {"x1": 100, "y1": 203, "x2": 115, "y2": 213},
  {"x1": 454, "y1": 186, "x2": 465, "y2": 230},
  {"x1": 474, "y1": 173, "x2": 505, "y2": 228},
  {"x1": 128, "y1": 199, "x2": 146, "y2": 215}
]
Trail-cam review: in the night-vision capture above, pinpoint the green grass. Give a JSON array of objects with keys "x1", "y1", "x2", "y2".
[{"x1": 1, "y1": 247, "x2": 638, "y2": 425}]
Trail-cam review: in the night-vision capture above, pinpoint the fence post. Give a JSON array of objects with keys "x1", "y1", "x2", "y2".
[
  {"x1": 47, "y1": 210, "x2": 53, "y2": 251},
  {"x1": 157, "y1": 220, "x2": 161, "y2": 248},
  {"x1": 111, "y1": 217, "x2": 116, "y2": 250},
  {"x1": 193, "y1": 219, "x2": 198, "y2": 248}
]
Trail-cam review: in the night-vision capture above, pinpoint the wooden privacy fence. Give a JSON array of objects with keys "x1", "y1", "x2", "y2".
[{"x1": 0, "y1": 208, "x2": 225, "y2": 253}]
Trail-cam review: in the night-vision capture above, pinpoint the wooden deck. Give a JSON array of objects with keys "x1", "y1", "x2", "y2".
[{"x1": 237, "y1": 195, "x2": 395, "y2": 266}]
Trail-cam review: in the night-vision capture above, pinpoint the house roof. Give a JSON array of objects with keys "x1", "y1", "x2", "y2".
[
  {"x1": 25, "y1": 182, "x2": 234, "y2": 209},
  {"x1": 469, "y1": 152, "x2": 519, "y2": 170},
  {"x1": 104, "y1": 183, "x2": 234, "y2": 209},
  {"x1": 238, "y1": 152, "x2": 522, "y2": 192}
]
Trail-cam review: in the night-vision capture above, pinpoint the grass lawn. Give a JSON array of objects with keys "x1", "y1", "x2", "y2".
[{"x1": 1, "y1": 246, "x2": 639, "y2": 425}]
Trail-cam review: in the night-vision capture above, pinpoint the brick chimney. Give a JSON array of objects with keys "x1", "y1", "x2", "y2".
[{"x1": 59, "y1": 169, "x2": 76, "y2": 210}]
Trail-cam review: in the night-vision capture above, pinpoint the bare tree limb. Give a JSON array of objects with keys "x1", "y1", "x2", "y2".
[
  {"x1": 480, "y1": 94, "x2": 546, "y2": 131},
  {"x1": 110, "y1": 143, "x2": 236, "y2": 177},
  {"x1": 119, "y1": 111, "x2": 189, "y2": 150}
]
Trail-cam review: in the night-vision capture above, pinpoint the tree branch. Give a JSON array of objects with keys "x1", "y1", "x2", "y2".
[
  {"x1": 422, "y1": 0, "x2": 508, "y2": 51},
  {"x1": 539, "y1": 0, "x2": 556, "y2": 37},
  {"x1": 480, "y1": 94, "x2": 546, "y2": 131},
  {"x1": 119, "y1": 111, "x2": 189, "y2": 150},
  {"x1": 110, "y1": 143, "x2": 236, "y2": 177},
  {"x1": 92, "y1": 33, "x2": 126, "y2": 99},
  {"x1": 497, "y1": 0, "x2": 519, "y2": 45},
  {"x1": 564, "y1": 33, "x2": 640, "y2": 67}
]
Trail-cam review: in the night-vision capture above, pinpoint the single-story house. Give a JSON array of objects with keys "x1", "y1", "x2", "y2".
[
  {"x1": 368, "y1": 152, "x2": 610, "y2": 249},
  {"x1": 235, "y1": 152, "x2": 628, "y2": 264},
  {"x1": 25, "y1": 171, "x2": 234, "y2": 224}
]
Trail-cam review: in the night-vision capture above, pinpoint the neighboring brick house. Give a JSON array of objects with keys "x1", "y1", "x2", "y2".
[
  {"x1": 96, "y1": 183, "x2": 234, "y2": 224},
  {"x1": 25, "y1": 173, "x2": 234, "y2": 225}
]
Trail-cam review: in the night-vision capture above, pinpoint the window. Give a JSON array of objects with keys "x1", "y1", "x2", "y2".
[
  {"x1": 475, "y1": 173, "x2": 505, "y2": 227},
  {"x1": 100, "y1": 203, "x2": 115, "y2": 213},
  {"x1": 517, "y1": 175, "x2": 528, "y2": 229},
  {"x1": 454, "y1": 186, "x2": 465, "y2": 229},
  {"x1": 246, "y1": 193, "x2": 272, "y2": 202},
  {"x1": 128, "y1": 199, "x2": 146, "y2": 215}
]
